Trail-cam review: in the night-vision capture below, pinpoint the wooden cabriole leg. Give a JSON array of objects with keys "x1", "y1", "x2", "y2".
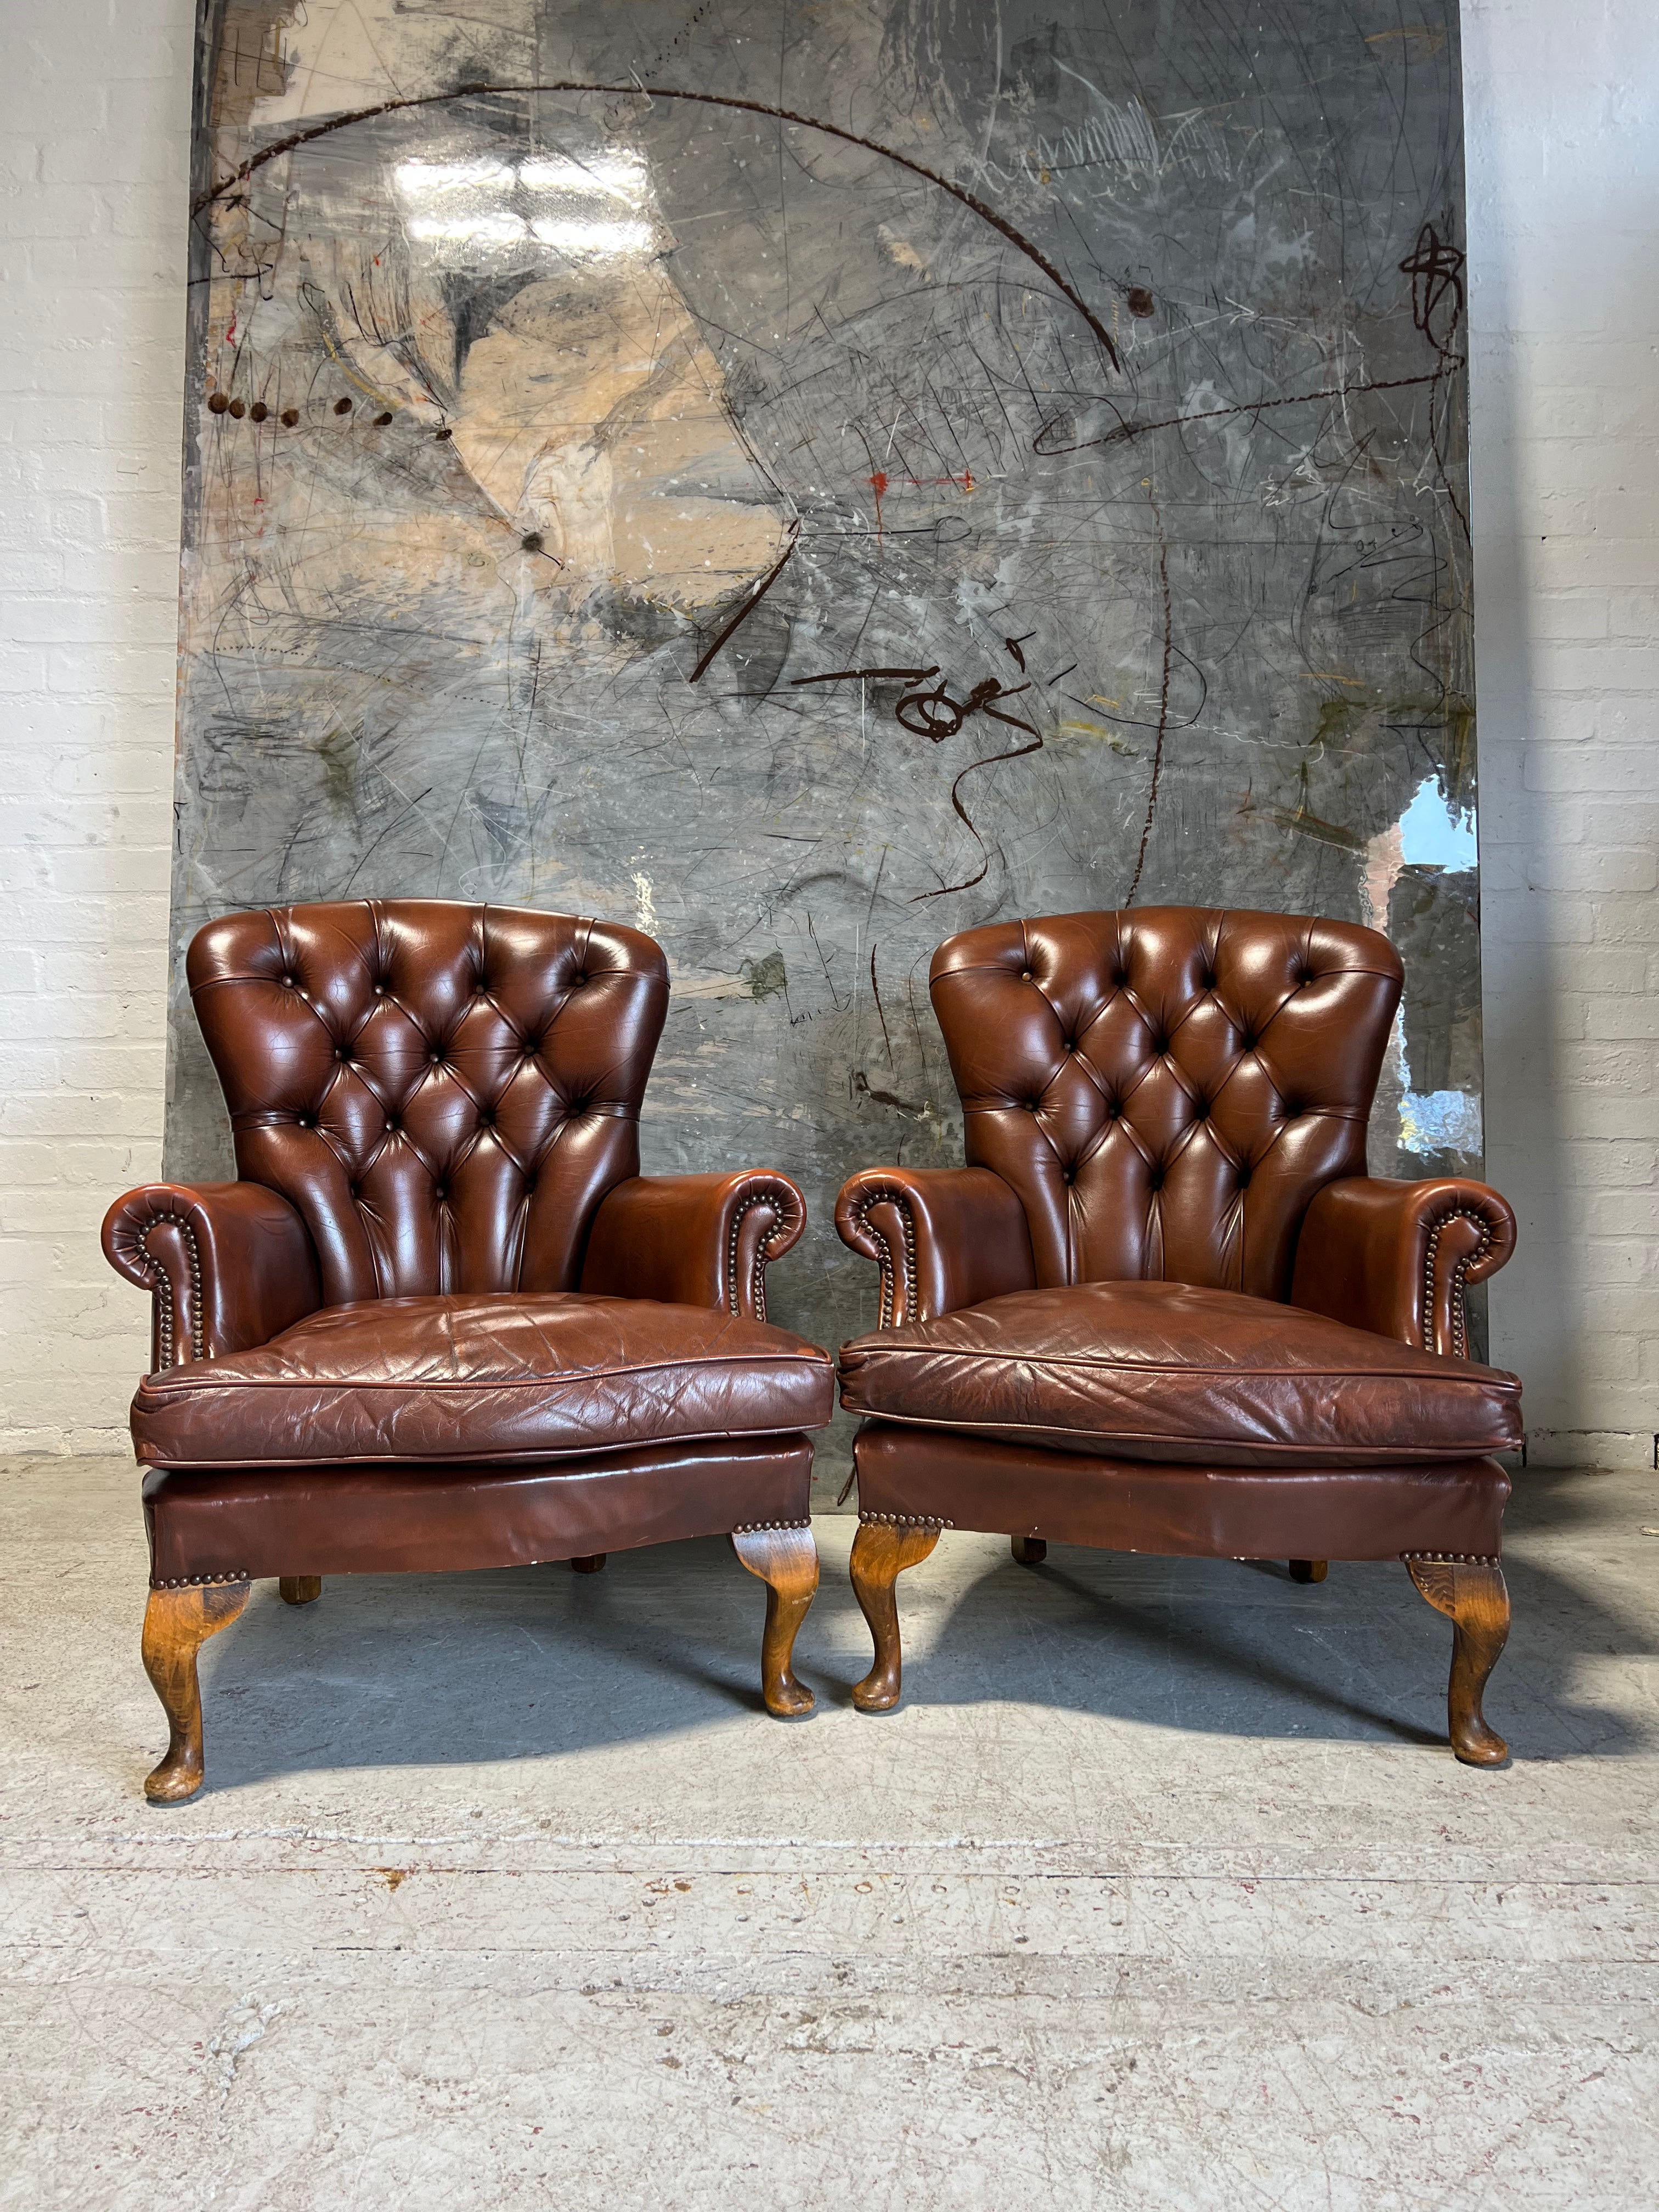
[
  {"x1": 1405, "y1": 1554, "x2": 1511, "y2": 1767},
  {"x1": 1289, "y1": 1560, "x2": 1328, "y2": 1584},
  {"x1": 140, "y1": 1579, "x2": 251, "y2": 1803},
  {"x1": 731, "y1": 1525, "x2": 820, "y2": 1718},
  {"x1": 1011, "y1": 1535, "x2": 1047, "y2": 1566},
  {"x1": 279, "y1": 1577, "x2": 322, "y2": 1605},
  {"x1": 849, "y1": 1517, "x2": 942, "y2": 1713},
  {"x1": 569, "y1": 1555, "x2": 607, "y2": 1575}
]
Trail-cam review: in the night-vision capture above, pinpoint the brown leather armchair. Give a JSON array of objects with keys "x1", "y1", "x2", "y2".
[
  {"x1": 103, "y1": 900, "x2": 834, "y2": 1801},
  {"x1": 835, "y1": 907, "x2": 1522, "y2": 1764}
]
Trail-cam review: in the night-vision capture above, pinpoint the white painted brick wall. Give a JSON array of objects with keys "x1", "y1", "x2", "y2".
[
  {"x1": 0, "y1": 0, "x2": 193, "y2": 1451},
  {"x1": 0, "y1": 2, "x2": 1654, "y2": 1462},
  {"x1": 1466, "y1": 0, "x2": 1659, "y2": 1467}
]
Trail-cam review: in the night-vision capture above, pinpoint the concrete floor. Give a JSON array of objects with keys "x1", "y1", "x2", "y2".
[{"x1": 1, "y1": 1457, "x2": 1655, "y2": 2210}]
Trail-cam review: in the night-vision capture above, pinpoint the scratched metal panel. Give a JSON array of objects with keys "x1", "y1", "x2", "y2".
[{"x1": 168, "y1": 0, "x2": 1482, "y2": 1364}]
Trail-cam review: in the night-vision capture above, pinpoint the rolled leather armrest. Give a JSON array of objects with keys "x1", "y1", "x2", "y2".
[
  {"x1": 1290, "y1": 1175, "x2": 1519, "y2": 1360},
  {"x1": 578, "y1": 1171, "x2": 806, "y2": 1322},
  {"x1": 101, "y1": 1181, "x2": 323, "y2": 1370},
  {"x1": 835, "y1": 1165, "x2": 1037, "y2": 1327}
]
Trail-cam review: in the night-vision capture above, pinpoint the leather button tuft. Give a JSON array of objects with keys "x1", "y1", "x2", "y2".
[
  {"x1": 282, "y1": 973, "x2": 296, "y2": 989},
  {"x1": 1021, "y1": 969, "x2": 1032, "y2": 981},
  {"x1": 374, "y1": 984, "x2": 386, "y2": 997},
  {"x1": 434, "y1": 1186, "x2": 448, "y2": 1202},
  {"x1": 386, "y1": 1116, "x2": 400, "y2": 1133},
  {"x1": 1061, "y1": 1168, "x2": 1075, "y2": 1184}
]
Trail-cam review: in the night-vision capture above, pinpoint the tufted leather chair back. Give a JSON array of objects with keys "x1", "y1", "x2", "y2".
[
  {"x1": 929, "y1": 907, "x2": 1404, "y2": 1302},
  {"x1": 187, "y1": 900, "x2": 669, "y2": 1305}
]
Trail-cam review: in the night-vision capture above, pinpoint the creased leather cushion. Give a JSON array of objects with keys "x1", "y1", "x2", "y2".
[
  {"x1": 133, "y1": 1295, "x2": 835, "y2": 1469},
  {"x1": 838, "y1": 1280, "x2": 1522, "y2": 1467}
]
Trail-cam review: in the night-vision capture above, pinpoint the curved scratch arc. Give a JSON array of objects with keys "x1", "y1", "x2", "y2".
[{"x1": 195, "y1": 81, "x2": 1121, "y2": 371}]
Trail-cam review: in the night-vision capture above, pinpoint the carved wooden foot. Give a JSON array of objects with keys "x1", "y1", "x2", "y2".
[
  {"x1": 849, "y1": 1520, "x2": 941, "y2": 1712},
  {"x1": 140, "y1": 1581, "x2": 251, "y2": 1803},
  {"x1": 1406, "y1": 1556, "x2": 1511, "y2": 1766},
  {"x1": 1011, "y1": 1536, "x2": 1047, "y2": 1566},
  {"x1": 279, "y1": 1576, "x2": 322, "y2": 1605},
  {"x1": 569, "y1": 1555, "x2": 607, "y2": 1575},
  {"x1": 1289, "y1": 1560, "x2": 1328, "y2": 1584},
  {"x1": 731, "y1": 1526, "x2": 819, "y2": 1717}
]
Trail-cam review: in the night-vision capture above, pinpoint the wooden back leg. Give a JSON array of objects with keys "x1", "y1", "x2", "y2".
[
  {"x1": 279, "y1": 1577, "x2": 322, "y2": 1605},
  {"x1": 731, "y1": 1526, "x2": 819, "y2": 1717},
  {"x1": 140, "y1": 1581, "x2": 251, "y2": 1803},
  {"x1": 849, "y1": 1520, "x2": 941, "y2": 1712},
  {"x1": 1406, "y1": 1555, "x2": 1511, "y2": 1765},
  {"x1": 1289, "y1": 1560, "x2": 1328, "y2": 1583}
]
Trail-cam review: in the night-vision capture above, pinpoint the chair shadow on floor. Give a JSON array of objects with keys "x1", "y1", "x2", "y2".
[{"x1": 186, "y1": 1467, "x2": 1650, "y2": 1791}]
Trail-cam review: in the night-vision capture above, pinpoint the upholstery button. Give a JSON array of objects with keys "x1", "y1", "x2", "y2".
[
  {"x1": 1026, "y1": 1098, "x2": 1041, "y2": 1113},
  {"x1": 434, "y1": 1186, "x2": 448, "y2": 1201},
  {"x1": 1066, "y1": 1040, "x2": 1077, "y2": 1054},
  {"x1": 1021, "y1": 969, "x2": 1032, "y2": 981},
  {"x1": 336, "y1": 1046, "x2": 351, "y2": 1062},
  {"x1": 386, "y1": 1115, "x2": 400, "y2": 1133},
  {"x1": 1062, "y1": 1169, "x2": 1074, "y2": 1184},
  {"x1": 282, "y1": 973, "x2": 295, "y2": 989},
  {"x1": 297, "y1": 1114, "x2": 312, "y2": 1128},
  {"x1": 374, "y1": 984, "x2": 386, "y2": 997}
]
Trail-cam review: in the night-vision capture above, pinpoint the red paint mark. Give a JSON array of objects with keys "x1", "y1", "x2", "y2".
[
  {"x1": 224, "y1": 318, "x2": 238, "y2": 345},
  {"x1": 869, "y1": 470, "x2": 888, "y2": 543}
]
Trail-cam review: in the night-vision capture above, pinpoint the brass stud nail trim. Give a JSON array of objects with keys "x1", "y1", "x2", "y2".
[
  {"x1": 149, "y1": 1570, "x2": 251, "y2": 1589},
  {"x1": 1422, "y1": 1207, "x2": 1495, "y2": 1361},
  {"x1": 134, "y1": 1214, "x2": 205, "y2": 1367}
]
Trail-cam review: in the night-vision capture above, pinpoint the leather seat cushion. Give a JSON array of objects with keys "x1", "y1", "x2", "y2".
[
  {"x1": 133, "y1": 1294, "x2": 836, "y2": 1468},
  {"x1": 838, "y1": 1280, "x2": 1522, "y2": 1467}
]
